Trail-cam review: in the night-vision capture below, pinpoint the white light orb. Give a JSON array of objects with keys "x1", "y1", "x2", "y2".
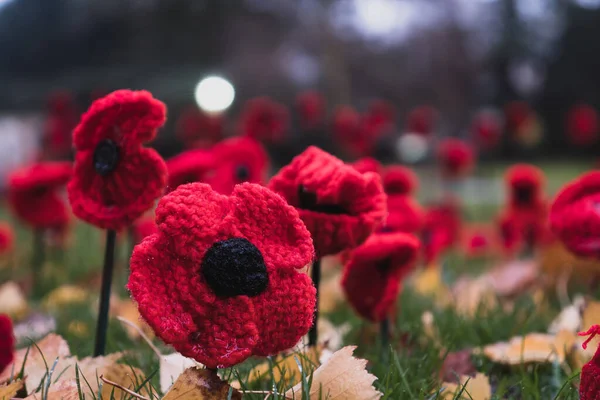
[
  {"x1": 194, "y1": 76, "x2": 235, "y2": 113},
  {"x1": 395, "y1": 133, "x2": 429, "y2": 164}
]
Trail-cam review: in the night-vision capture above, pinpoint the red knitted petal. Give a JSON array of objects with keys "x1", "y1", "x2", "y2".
[
  {"x1": 128, "y1": 235, "x2": 258, "y2": 368},
  {"x1": 155, "y1": 183, "x2": 231, "y2": 261},
  {"x1": 268, "y1": 146, "x2": 387, "y2": 257},
  {"x1": 0, "y1": 315, "x2": 14, "y2": 375},
  {"x1": 9, "y1": 190, "x2": 69, "y2": 229},
  {"x1": 342, "y1": 233, "x2": 419, "y2": 322},
  {"x1": 551, "y1": 171, "x2": 600, "y2": 258},
  {"x1": 73, "y1": 90, "x2": 166, "y2": 151},
  {"x1": 422, "y1": 201, "x2": 462, "y2": 263},
  {"x1": 228, "y1": 183, "x2": 314, "y2": 271},
  {"x1": 9, "y1": 162, "x2": 72, "y2": 191},
  {"x1": 252, "y1": 268, "x2": 316, "y2": 356},
  {"x1": 166, "y1": 149, "x2": 215, "y2": 192},
  {"x1": 384, "y1": 195, "x2": 424, "y2": 234},
  {"x1": 351, "y1": 157, "x2": 382, "y2": 175},
  {"x1": 0, "y1": 223, "x2": 13, "y2": 254},
  {"x1": 206, "y1": 137, "x2": 269, "y2": 195},
  {"x1": 68, "y1": 147, "x2": 167, "y2": 231},
  {"x1": 239, "y1": 97, "x2": 289, "y2": 142}
]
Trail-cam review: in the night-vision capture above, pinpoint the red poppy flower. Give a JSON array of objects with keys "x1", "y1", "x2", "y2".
[
  {"x1": 505, "y1": 164, "x2": 545, "y2": 212},
  {"x1": 176, "y1": 106, "x2": 224, "y2": 148},
  {"x1": 0, "y1": 315, "x2": 14, "y2": 375},
  {"x1": 550, "y1": 171, "x2": 600, "y2": 258},
  {"x1": 567, "y1": 104, "x2": 599, "y2": 146},
  {"x1": 332, "y1": 106, "x2": 370, "y2": 156},
  {"x1": 296, "y1": 90, "x2": 325, "y2": 129},
  {"x1": 364, "y1": 100, "x2": 395, "y2": 134},
  {"x1": 45, "y1": 91, "x2": 78, "y2": 158},
  {"x1": 579, "y1": 325, "x2": 600, "y2": 400},
  {"x1": 351, "y1": 157, "x2": 382, "y2": 175},
  {"x1": 385, "y1": 195, "x2": 424, "y2": 234},
  {"x1": 131, "y1": 216, "x2": 158, "y2": 245},
  {"x1": 128, "y1": 182, "x2": 316, "y2": 368},
  {"x1": 67, "y1": 90, "x2": 168, "y2": 231},
  {"x1": 504, "y1": 101, "x2": 531, "y2": 134},
  {"x1": 460, "y1": 224, "x2": 494, "y2": 258},
  {"x1": 471, "y1": 110, "x2": 502, "y2": 150},
  {"x1": 166, "y1": 149, "x2": 214, "y2": 192},
  {"x1": 0, "y1": 223, "x2": 14, "y2": 254},
  {"x1": 498, "y1": 209, "x2": 550, "y2": 256},
  {"x1": 406, "y1": 106, "x2": 438, "y2": 135},
  {"x1": 422, "y1": 200, "x2": 461, "y2": 263},
  {"x1": 238, "y1": 97, "x2": 289, "y2": 143},
  {"x1": 8, "y1": 161, "x2": 72, "y2": 229},
  {"x1": 342, "y1": 232, "x2": 419, "y2": 322},
  {"x1": 204, "y1": 137, "x2": 269, "y2": 195},
  {"x1": 383, "y1": 165, "x2": 418, "y2": 196},
  {"x1": 268, "y1": 146, "x2": 387, "y2": 257},
  {"x1": 437, "y1": 139, "x2": 475, "y2": 179}
]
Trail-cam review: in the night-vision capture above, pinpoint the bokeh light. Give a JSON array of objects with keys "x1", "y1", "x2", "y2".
[{"x1": 194, "y1": 76, "x2": 235, "y2": 114}]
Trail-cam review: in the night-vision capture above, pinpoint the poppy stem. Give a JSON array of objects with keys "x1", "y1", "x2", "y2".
[
  {"x1": 31, "y1": 229, "x2": 45, "y2": 297},
  {"x1": 94, "y1": 229, "x2": 117, "y2": 356},
  {"x1": 308, "y1": 258, "x2": 321, "y2": 347}
]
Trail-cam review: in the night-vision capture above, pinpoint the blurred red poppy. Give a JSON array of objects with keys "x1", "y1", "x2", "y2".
[
  {"x1": 406, "y1": 105, "x2": 438, "y2": 135},
  {"x1": 421, "y1": 199, "x2": 462, "y2": 263},
  {"x1": 351, "y1": 157, "x2": 382, "y2": 175},
  {"x1": 0, "y1": 315, "x2": 13, "y2": 375},
  {"x1": 471, "y1": 110, "x2": 502, "y2": 150},
  {"x1": 296, "y1": 90, "x2": 325, "y2": 129},
  {"x1": 385, "y1": 195, "x2": 424, "y2": 234},
  {"x1": 364, "y1": 100, "x2": 395, "y2": 134},
  {"x1": 437, "y1": 139, "x2": 475, "y2": 179},
  {"x1": 505, "y1": 164, "x2": 545, "y2": 213},
  {"x1": 176, "y1": 105, "x2": 224, "y2": 149},
  {"x1": 567, "y1": 104, "x2": 599, "y2": 146},
  {"x1": 578, "y1": 325, "x2": 600, "y2": 400},
  {"x1": 166, "y1": 149, "x2": 214, "y2": 192},
  {"x1": 131, "y1": 216, "x2": 158, "y2": 245},
  {"x1": 0, "y1": 223, "x2": 14, "y2": 254},
  {"x1": 238, "y1": 97, "x2": 289, "y2": 143},
  {"x1": 44, "y1": 90, "x2": 78, "y2": 158},
  {"x1": 383, "y1": 165, "x2": 419, "y2": 196}
]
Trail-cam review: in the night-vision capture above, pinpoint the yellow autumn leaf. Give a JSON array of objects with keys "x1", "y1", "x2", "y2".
[
  {"x1": 0, "y1": 281, "x2": 28, "y2": 319},
  {"x1": 163, "y1": 367, "x2": 242, "y2": 400},
  {"x1": 452, "y1": 277, "x2": 497, "y2": 318},
  {"x1": 0, "y1": 380, "x2": 24, "y2": 400},
  {"x1": 285, "y1": 346, "x2": 381, "y2": 400},
  {"x1": 110, "y1": 297, "x2": 154, "y2": 340},
  {"x1": 482, "y1": 330, "x2": 576, "y2": 365},
  {"x1": 42, "y1": 285, "x2": 88, "y2": 311},
  {"x1": 548, "y1": 296, "x2": 586, "y2": 335},
  {"x1": 439, "y1": 373, "x2": 491, "y2": 400},
  {"x1": 412, "y1": 266, "x2": 451, "y2": 307},
  {"x1": 23, "y1": 380, "x2": 79, "y2": 400}
]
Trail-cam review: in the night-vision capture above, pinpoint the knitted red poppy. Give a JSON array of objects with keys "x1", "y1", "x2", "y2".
[
  {"x1": 578, "y1": 325, "x2": 600, "y2": 400},
  {"x1": 406, "y1": 106, "x2": 437, "y2": 135},
  {"x1": 471, "y1": 110, "x2": 502, "y2": 150},
  {"x1": 567, "y1": 104, "x2": 599, "y2": 146},
  {"x1": 204, "y1": 137, "x2": 269, "y2": 195},
  {"x1": 422, "y1": 200, "x2": 461, "y2": 263},
  {"x1": 550, "y1": 171, "x2": 600, "y2": 258},
  {"x1": 8, "y1": 161, "x2": 72, "y2": 229},
  {"x1": 383, "y1": 165, "x2": 418, "y2": 196},
  {"x1": 268, "y1": 146, "x2": 387, "y2": 257},
  {"x1": 166, "y1": 149, "x2": 214, "y2": 192},
  {"x1": 44, "y1": 90, "x2": 77, "y2": 158},
  {"x1": 296, "y1": 90, "x2": 325, "y2": 129},
  {"x1": 505, "y1": 164, "x2": 545, "y2": 213},
  {"x1": 342, "y1": 232, "x2": 419, "y2": 322},
  {"x1": 176, "y1": 106, "x2": 223, "y2": 148},
  {"x1": 385, "y1": 195, "x2": 424, "y2": 234},
  {"x1": 351, "y1": 157, "x2": 382, "y2": 175},
  {"x1": 131, "y1": 216, "x2": 158, "y2": 245},
  {"x1": 504, "y1": 101, "x2": 531, "y2": 134},
  {"x1": 0, "y1": 314, "x2": 14, "y2": 375},
  {"x1": 498, "y1": 208, "x2": 550, "y2": 256},
  {"x1": 0, "y1": 223, "x2": 14, "y2": 254},
  {"x1": 128, "y1": 183, "x2": 316, "y2": 368},
  {"x1": 67, "y1": 90, "x2": 168, "y2": 231},
  {"x1": 437, "y1": 139, "x2": 475, "y2": 179},
  {"x1": 364, "y1": 100, "x2": 395, "y2": 134},
  {"x1": 239, "y1": 97, "x2": 289, "y2": 143},
  {"x1": 332, "y1": 106, "x2": 371, "y2": 156}
]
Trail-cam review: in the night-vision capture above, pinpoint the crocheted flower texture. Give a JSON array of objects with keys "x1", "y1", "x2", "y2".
[
  {"x1": 342, "y1": 232, "x2": 419, "y2": 322},
  {"x1": 131, "y1": 216, "x2": 158, "y2": 245},
  {"x1": 437, "y1": 138, "x2": 475, "y2": 179},
  {"x1": 385, "y1": 195, "x2": 424, "y2": 234},
  {"x1": 0, "y1": 314, "x2": 14, "y2": 375},
  {"x1": 166, "y1": 148, "x2": 215, "y2": 192},
  {"x1": 505, "y1": 164, "x2": 546, "y2": 212},
  {"x1": 422, "y1": 200, "x2": 461, "y2": 263},
  {"x1": 383, "y1": 166, "x2": 418, "y2": 196},
  {"x1": 578, "y1": 325, "x2": 600, "y2": 400},
  {"x1": 0, "y1": 223, "x2": 14, "y2": 254},
  {"x1": 8, "y1": 161, "x2": 72, "y2": 229},
  {"x1": 550, "y1": 171, "x2": 600, "y2": 258},
  {"x1": 128, "y1": 182, "x2": 316, "y2": 369},
  {"x1": 205, "y1": 137, "x2": 269, "y2": 195},
  {"x1": 268, "y1": 146, "x2": 387, "y2": 257},
  {"x1": 351, "y1": 157, "x2": 382, "y2": 175},
  {"x1": 68, "y1": 90, "x2": 168, "y2": 231},
  {"x1": 239, "y1": 97, "x2": 289, "y2": 142},
  {"x1": 296, "y1": 90, "x2": 325, "y2": 129}
]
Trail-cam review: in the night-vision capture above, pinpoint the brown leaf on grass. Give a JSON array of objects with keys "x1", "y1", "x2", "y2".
[
  {"x1": 412, "y1": 266, "x2": 451, "y2": 307},
  {"x1": 486, "y1": 259, "x2": 539, "y2": 298},
  {"x1": 163, "y1": 367, "x2": 242, "y2": 400},
  {"x1": 99, "y1": 363, "x2": 150, "y2": 399},
  {"x1": 439, "y1": 350, "x2": 476, "y2": 383},
  {"x1": 110, "y1": 297, "x2": 154, "y2": 340},
  {"x1": 482, "y1": 330, "x2": 576, "y2": 365},
  {"x1": 0, "y1": 281, "x2": 28, "y2": 319},
  {"x1": 452, "y1": 277, "x2": 497, "y2": 317},
  {"x1": 159, "y1": 352, "x2": 199, "y2": 394},
  {"x1": 0, "y1": 380, "x2": 24, "y2": 399},
  {"x1": 42, "y1": 285, "x2": 88, "y2": 311},
  {"x1": 285, "y1": 346, "x2": 381, "y2": 400},
  {"x1": 548, "y1": 295, "x2": 585, "y2": 334},
  {"x1": 439, "y1": 373, "x2": 491, "y2": 400},
  {"x1": 23, "y1": 380, "x2": 79, "y2": 400}
]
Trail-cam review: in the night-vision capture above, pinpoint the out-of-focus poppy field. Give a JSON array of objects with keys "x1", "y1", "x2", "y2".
[{"x1": 3, "y1": 1, "x2": 600, "y2": 399}]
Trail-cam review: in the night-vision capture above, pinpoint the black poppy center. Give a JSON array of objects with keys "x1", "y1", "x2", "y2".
[
  {"x1": 201, "y1": 237, "x2": 269, "y2": 298},
  {"x1": 297, "y1": 185, "x2": 348, "y2": 215},
  {"x1": 513, "y1": 184, "x2": 534, "y2": 206},
  {"x1": 375, "y1": 257, "x2": 393, "y2": 274},
  {"x1": 235, "y1": 165, "x2": 250, "y2": 182},
  {"x1": 93, "y1": 139, "x2": 120, "y2": 176}
]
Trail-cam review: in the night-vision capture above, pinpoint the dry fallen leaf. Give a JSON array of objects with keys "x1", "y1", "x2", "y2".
[
  {"x1": 412, "y1": 266, "x2": 451, "y2": 307},
  {"x1": 548, "y1": 295, "x2": 586, "y2": 334},
  {"x1": 163, "y1": 367, "x2": 242, "y2": 400},
  {"x1": 319, "y1": 272, "x2": 344, "y2": 313},
  {"x1": 13, "y1": 313, "x2": 56, "y2": 344},
  {"x1": 23, "y1": 380, "x2": 79, "y2": 400},
  {"x1": 482, "y1": 330, "x2": 576, "y2": 365},
  {"x1": 110, "y1": 297, "x2": 154, "y2": 340},
  {"x1": 439, "y1": 350, "x2": 476, "y2": 384},
  {"x1": 439, "y1": 373, "x2": 491, "y2": 400},
  {"x1": 285, "y1": 346, "x2": 381, "y2": 400},
  {"x1": 486, "y1": 259, "x2": 539, "y2": 297},
  {"x1": 0, "y1": 281, "x2": 28, "y2": 319},
  {"x1": 42, "y1": 285, "x2": 88, "y2": 311},
  {"x1": 0, "y1": 380, "x2": 24, "y2": 399},
  {"x1": 452, "y1": 277, "x2": 497, "y2": 317}
]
